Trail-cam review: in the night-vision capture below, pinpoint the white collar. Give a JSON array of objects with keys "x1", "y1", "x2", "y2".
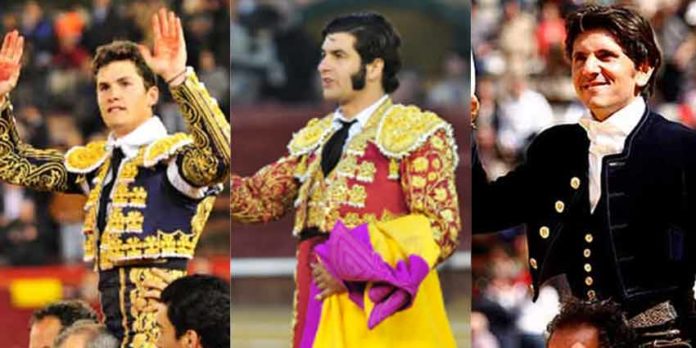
[
  {"x1": 579, "y1": 97, "x2": 645, "y2": 138},
  {"x1": 333, "y1": 94, "x2": 389, "y2": 128},
  {"x1": 106, "y1": 116, "x2": 168, "y2": 158}
]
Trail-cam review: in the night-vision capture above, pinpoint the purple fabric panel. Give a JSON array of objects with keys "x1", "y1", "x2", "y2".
[{"x1": 299, "y1": 281, "x2": 324, "y2": 348}]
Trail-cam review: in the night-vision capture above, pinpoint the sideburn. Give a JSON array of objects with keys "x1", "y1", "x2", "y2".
[{"x1": 350, "y1": 64, "x2": 367, "y2": 90}]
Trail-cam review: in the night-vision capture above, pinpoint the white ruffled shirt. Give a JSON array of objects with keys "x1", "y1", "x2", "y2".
[
  {"x1": 104, "y1": 116, "x2": 206, "y2": 199},
  {"x1": 578, "y1": 97, "x2": 645, "y2": 212}
]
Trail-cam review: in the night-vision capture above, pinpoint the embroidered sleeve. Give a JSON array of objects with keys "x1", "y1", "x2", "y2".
[
  {"x1": 169, "y1": 69, "x2": 231, "y2": 187},
  {"x1": 401, "y1": 129, "x2": 460, "y2": 261},
  {"x1": 0, "y1": 101, "x2": 84, "y2": 193},
  {"x1": 231, "y1": 156, "x2": 300, "y2": 223}
]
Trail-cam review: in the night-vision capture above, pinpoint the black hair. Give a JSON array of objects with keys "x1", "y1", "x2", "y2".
[
  {"x1": 547, "y1": 298, "x2": 636, "y2": 347},
  {"x1": 30, "y1": 300, "x2": 99, "y2": 333},
  {"x1": 160, "y1": 274, "x2": 230, "y2": 348},
  {"x1": 322, "y1": 12, "x2": 402, "y2": 93}
]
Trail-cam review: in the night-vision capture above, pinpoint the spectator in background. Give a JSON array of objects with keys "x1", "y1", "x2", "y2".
[
  {"x1": 155, "y1": 274, "x2": 230, "y2": 348},
  {"x1": 496, "y1": 72, "x2": 553, "y2": 161},
  {"x1": 28, "y1": 300, "x2": 98, "y2": 348},
  {"x1": 0, "y1": 199, "x2": 47, "y2": 265},
  {"x1": 53, "y1": 321, "x2": 119, "y2": 348},
  {"x1": 82, "y1": 0, "x2": 142, "y2": 54},
  {"x1": 547, "y1": 298, "x2": 636, "y2": 348}
]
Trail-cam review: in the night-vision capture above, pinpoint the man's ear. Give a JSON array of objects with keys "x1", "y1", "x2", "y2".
[
  {"x1": 635, "y1": 63, "x2": 654, "y2": 88},
  {"x1": 181, "y1": 329, "x2": 201, "y2": 348},
  {"x1": 147, "y1": 85, "x2": 159, "y2": 108},
  {"x1": 366, "y1": 58, "x2": 384, "y2": 83}
]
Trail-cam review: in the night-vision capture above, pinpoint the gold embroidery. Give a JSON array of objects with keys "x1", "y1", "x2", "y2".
[
  {"x1": 336, "y1": 155, "x2": 358, "y2": 178},
  {"x1": 82, "y1": 162, "x2": 110, "y2": 263},
  {"x1": 328, "y1": 176, "x2": 349, "y2": 203},
  {"x1": 388, "y1": 158, "x2": 400, "y2": 180},
  {"x1": 413, "y1": 157, "x2": 429, "y2": 172},
  {"x1": 347, "y1": 184, "x2": 367, "y2": 208},
  {"x1": 376, "y1": 105, "x2": 448, "y2": 159},
  {"x1": 231, "y1": 156, "x2": 300, "y2": 224},
  {"x1": 287, "y1": 116, "x2": 335, "y2": 156},
  {"x1": 356, "y1": 161, "x2": 376, "y2": 183},
  {"x1": 0, "y1": 106, "x2": 74, "y2": 191},
  {"x1": 170, "y1": 71, "x2": 230, "y2": 186},
  {"x1": 143, "y1": 133, "x2": 192, "y2": 167},
  {"x1": 65, "y1": 141, "x2": 108, "y2": 173},
  {"x1": 128, "y1": 268, "x2": 186, "y2": 347},
  {"x1": 402, "y1": 129, "x2": 460, "y2": 260}
]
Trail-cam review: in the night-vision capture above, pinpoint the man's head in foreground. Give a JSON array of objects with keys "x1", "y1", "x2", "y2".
[
  {"x1": 565, "y1": 5, "x2": 661, "y2": 121},
  {"x1": 29, "y1": 300, "x2": 99, "y2": 348},
  {"x1": 156, "y1": 274, "x2": 230, "y2": 348},
  {"x1": 93, "y1": 40, "x2": 159, "y2": 138},
  {"x1": 547, "y1": 298, "x2": 635, "y2": 348},
  {"x1": 53, "y1": 320, "x2": 118, "y2": 348}
]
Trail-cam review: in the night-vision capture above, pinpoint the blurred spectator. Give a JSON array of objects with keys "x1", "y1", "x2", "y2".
[
  {"x1": 428, "y1": 51, "x2": 468, "y2": 108},
  {"x1": 81, "y1": 0, "x2": 142, "y2": 53},
  {"x1": 496, "y1": 73, "x2": 553, "y2": 161},
  {"x1": 28, "y1": 300, "x2": 98, "y2": 348},
  {"x1": 0, "y1": 199, "x2": 48, "y2": 265}
]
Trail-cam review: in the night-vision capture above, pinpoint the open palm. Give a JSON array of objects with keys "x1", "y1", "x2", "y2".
[
  {"x1": 139, "y1": 8, "x2": 187, "y2": 82},
  {"x1": 0, "y1": 31, "x2": 23, "y2": 97}
]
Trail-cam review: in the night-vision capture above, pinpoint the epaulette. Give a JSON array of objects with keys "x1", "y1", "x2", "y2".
[
  {"x1": 64, "y1": 141, "x2": 109, "y2": 174},
  {"x1": 143, "y1": 133, "x2": 193, "y2": 167},
  {"x1": 375, "y1": 104, "x2": 452, "y2": 159},
  {"x1": 287, "y1": 114, "x2": 335, "y2": 157}
]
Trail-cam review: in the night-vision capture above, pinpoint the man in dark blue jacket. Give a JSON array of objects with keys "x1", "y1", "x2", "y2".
[{"x1": 474, "y1": 5, "x2": 696, "y2": 346}]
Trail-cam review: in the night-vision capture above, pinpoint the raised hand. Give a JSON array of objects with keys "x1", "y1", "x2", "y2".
[
  {"x1": 138, "y1": 8, "x2": 187, "y2": 85},
  {"x1": 0, "y1": 31, "x2": 23, "y2": 101}
]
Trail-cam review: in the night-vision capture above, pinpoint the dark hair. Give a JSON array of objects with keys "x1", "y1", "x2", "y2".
[
  {"x1": 30, "y1": 300, "x2": 99, "y2": 332},
  {"x1": 160, "y1": 274, "x2": 230, "y2": 348},
  {"x1": 564, "y1": 5, "x2": 662, "y2": 97},
  {"x1": 547, "y1": 298, "x2": 636, "y2": 347},
  {"x1": 92, "y1": 40, "x2": 158, "y2": 89},
  {"x1": 322, "y1": 12, "x2": 402, "y2": 93}
]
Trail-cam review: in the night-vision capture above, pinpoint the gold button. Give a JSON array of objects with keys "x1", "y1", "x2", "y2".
[
  {"x1": 587, "y1": 290, "x2": 596, "y2": 300},
  {"x1": 585, "y1": 276, "x2": 594, "y2": 286},
  {"x1": 584, "y1": 263, "x2": 592, "y2": 272},
  {"x1": 583, "y1": 249, "x2": 591, "y2": 258},
  {"x1": 539, "y1": 226, "x2": 550, "y2": 239},
  {"x1": 571, "y1": 177, "x2": 581, "y2": 189},
  {"x1": 585, "y1": 234, "x2": 593, "y2": 243},
  {"x1": 529, "y1": 258, "x2": 538, "y2": 269},
  {"x1": 555, "y1": 200, "x2": 565, "y2": 213}
]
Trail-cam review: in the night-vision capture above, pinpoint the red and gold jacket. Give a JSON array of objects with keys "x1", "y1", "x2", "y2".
[{"x1": 231, "y1": 98, "x2": 460, "y2": 259}]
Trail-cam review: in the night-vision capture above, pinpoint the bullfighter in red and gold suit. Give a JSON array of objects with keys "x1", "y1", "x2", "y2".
[{"x1": 232, "y1": 12, "x2": 460, "y2": 347}]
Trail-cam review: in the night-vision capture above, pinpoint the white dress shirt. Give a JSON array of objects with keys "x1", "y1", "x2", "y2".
[
  {"x1": 578, "y1": 97, "x2": 645, "y2": 212},
  {"x1": 333, "y1": 94, "x2": 389, "y2": 150}
]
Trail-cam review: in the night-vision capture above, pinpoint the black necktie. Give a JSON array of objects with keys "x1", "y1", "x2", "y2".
[
  {"x1": 321, "y1": 120, "x2": 356, "y2": 176},
  {"x1": 97, "y1": 148, "x2": 124, "y2": 233}
]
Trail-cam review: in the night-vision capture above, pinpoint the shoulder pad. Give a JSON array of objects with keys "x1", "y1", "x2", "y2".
[
  {"x1": 287, "y1": 114, "x2": 334, "y2": 157},
  {"x1": 376, "y1": 104, "x2": 450, "y2": 158},
  {"x1": 143, "y1": 133, "x2": 193, "y2": 167},
  {"x1": 64, "y1": 141, "x2": 108, "y2": 174}
]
